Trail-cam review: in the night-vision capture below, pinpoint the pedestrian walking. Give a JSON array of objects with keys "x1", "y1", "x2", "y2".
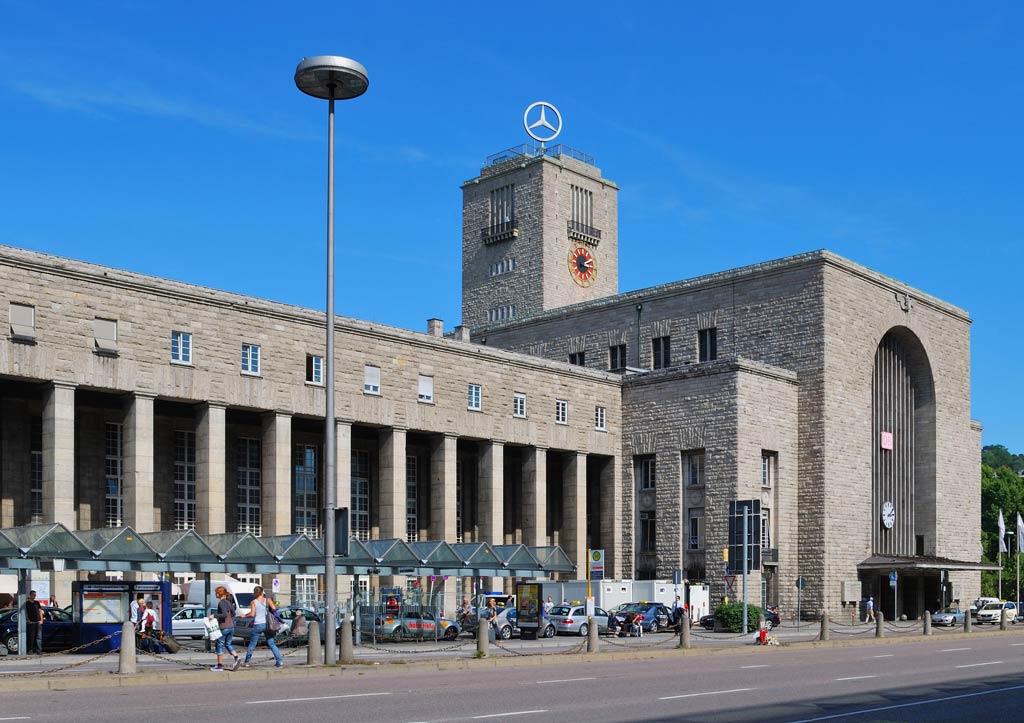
[
  {"x1": 865, "y1": 596, "x2": 875, "y2": 623},
  {"x1": 210, "y1": 585, "x2": 241, "y2": 671},
  {"x1": 237, "y1": 586, "x2": 283, "y2": 668},
  {"x1": 24, "y1": 590, "x2": 43, "y2": 654}
]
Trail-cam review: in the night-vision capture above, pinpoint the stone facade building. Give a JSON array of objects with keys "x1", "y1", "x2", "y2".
[{"x1": 0, "y1": 143, "x2": 983, "y2": 618}]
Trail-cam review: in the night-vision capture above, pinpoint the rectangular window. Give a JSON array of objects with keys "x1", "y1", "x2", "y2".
[
  {"x1": 555, "y1": 399, "x2": 568, "y2": 425},
  {"x1": 513, "y1": 392, "x2": 526, "y2": 418},
  {"x1": 609, "y1": 344, "x2": 626, "y2": 371},
  {"x1": 652, "y1": 336, "x2": 671, "y2": 369},
  {"x1": 761, "y1": 451, "x2": 776, "y2": 488},
  {"x1": 236, "y1": 437, "x2": 261, "y2": 535},
  {"x1": 594, "y1": 406, "x2": 606, "y2": 431},
  {"x1": 171, "y1": 331, "x2": 192, "y2": 364},
  {"x1": 640, "y1": 510, "x2": 656, "y2": 553},
  {"x1": 293, "y1": 443, "x2": 319, "y2": 537},
  {"x1": 406, "y1": 455, "x2": 419, "y2": 543},
  {"x1": 467, "y1": 383, "x2": 481, "y2": 411},
  {"x1": 638, "y1": 456, "x2": 656, "y2": 490},
  {"x1": 351, "y1": 449, "x2": 370, "y2": 541},
  {"x1": 489, "y1": 257, "x2": 516, "y2": 276},
  {"x1": 363, "y1": 364, "x2": 381, "y2": 394},
  {"x1": 683, "y1": 450, "x2": 705, "y2": 487},
  {"x1": 418, "y1": 374, "x2": 434, "y2": 403},
  {"x1": 568, "y1": 351, "x2": 585, "y2": 366},
  {"x1": 294, "y1": 575, "x2": 317, "y2": 606},
  {"x1": 241, "y1": 343, "x2": 260, "y2": 375},
  {"x1": 455, "y1": 459, "x2": 464, "y2": 543},
  {"x1": 761, "y1": 508, "x2": 771, "y2": 549},
  {"x1": 698, "y1": 327, "x2": 718, "y2": 362},
  {"x1": 306, "y1": 355, "x2": 323, "y2": 384},
  {"x1": 30, "y1": 419, "x2": 42, "y2": 523},
  {"x1": 94, "y1": 318, "x2": 118, "y2": 355},
  {"x1": 105, "y1": 422, "x2": 123, "y2": 528},
  {"x1": 688, "y1": 508, "x2": 705, "y2": 550},
  {"x1": 487, "y1": 304, "x2": 517, "y2": 322},
  {"x1": 174, "y1": 430, "x2": 196, "y2": 530},
  {"x1": 571, "y1": 184, "x2": 594, "y2": 226},
  {"x1": 9, "y1": 302, "x2": 36, "y2": 341},
  {"x1": 489, "y1": 183, "x2": 515, "y2": 225}
]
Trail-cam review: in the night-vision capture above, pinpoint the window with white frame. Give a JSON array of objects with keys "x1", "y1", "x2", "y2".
[
  {"x1": 236, "y1": 437, "x2": 261, "y2": 535},
  {"x1": 30, "y1": 418, "x2": 42, "y2": 523},
  {"x1": 638, "y1": 456, "x2": 656, "y2": 490},
  {"x1": 351, "y1": 449, "x2": 370, "y2": 541},
  {"x1": 294, "y1": 575, "x2": 317, "y2": 606},
  {"x1": 234, "y1": 574, "x2": 261, "y2": 586},
  {"x1": 406, "y1": 455, "x2": 419, "y2": 542},
  {"x1": 594, "y1": 406, "x2": 606, "y2": 431},
  {"x1": 105, "y1": 422, "x2": 123, "y2": 528},
  {"x1": 9, "y1": 302, "x2": 36, "y2": 341},
  {"x1": 174, "y1": 430, "x2": 196, "y2": 530},
  {"x1": 94, "y1": 317, "x2": 118, "y2": 355},
  {"x1": 761, "y1": 450, "x2": 776, "y2": 488},
  {"x1": 683, "y1": 450, "x2": 705, "y2": 487},
  {"x1": 489, "y1": 257, "x2": 516, "y2": 276},
  {"x1": 513, "y1": 392, "x2": 526, "y2": 418},
  {"x1": 363, "y1": 364, "x2": 381, "y2": 394},
  {"x1": 171, "y1": 330, "x2": 192, "y2": 364},
  {"x1": 418, "y1": 375, "x2": 433, "y2": 403},
  {"x1": 555, "y1": 399, "x2": 568, "y2": 424},
  {"x1": 455, "y1": 459, "x2": 463, "y2": 543},
  {"x1": 688, "y1": 508, "x2": 705, "y2": 550},
  {"x1": 640, "y1": 510, "x2": 656, "y2": 552},
  {"x1": 293, "y1": 444, "x2": 318, "y2": 537},
  {"x1": 487, "y1": 304, "x2": 517, "y2": 322},
  {"x1": 306, "y1": 355, "x2": 323, "y2": 384},
  {"x1": 467, "y1": 383, "x2": 481, "y2": 411},
  {"x1": 761, "y1": 508, "x2": 771, "y2": 549},
  {"x1": 241, "y1": 343, "x2": 260, "y2": 375}
]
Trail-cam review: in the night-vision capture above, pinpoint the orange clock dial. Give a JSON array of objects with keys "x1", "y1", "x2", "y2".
[{"x1": 568, "y1": 246, "x2": 597, "y2": 287}]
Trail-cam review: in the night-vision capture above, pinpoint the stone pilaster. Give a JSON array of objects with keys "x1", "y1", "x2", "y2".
[
  {"x1": 599, "y1": 455, "x2": 622, "y2": 577},
  {"x1": 261, "y1": 412, "x2": 292, "y2": 536},
  {"x1": 196, "y1": 402, "x2": 226, "y2": 534},
  {"x1": 522, "y1": 446, "x2": 547, "y2": 548},
  {"x1": 378, "y1": 428, "x2": 407, "y2": 539},
  {"x1": 479, "y1": 441, "x2": 504, "y2": 591},
  {"x1": 42, "y1": 382, "x2": 76, "y2": 527},
  {"x1": 430, "y1": 434, "x2": 458, "y2": 542},
  {"x1": 562, "y1": 451, "x2": 587, "y2": 579},
  {"x1": 123, "y1": 392, "x2": 156, "y2": 531}
]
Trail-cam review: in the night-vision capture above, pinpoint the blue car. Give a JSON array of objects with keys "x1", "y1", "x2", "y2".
[
  {"x1": 616, "y1": 602, "x2": 671, "y2": 633},
  {"x1": 0, "y1": 606, "x2": 77, "y2": 654}
]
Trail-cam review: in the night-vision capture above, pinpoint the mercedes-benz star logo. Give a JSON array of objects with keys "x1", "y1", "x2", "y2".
[{"x1": 523, "y1": 101, "x2": 563, "y2": 143}]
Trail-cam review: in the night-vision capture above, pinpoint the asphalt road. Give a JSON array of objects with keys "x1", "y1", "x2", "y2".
[{"x1": 3, "y1": 632, "x2": 1023, "y2": 722}]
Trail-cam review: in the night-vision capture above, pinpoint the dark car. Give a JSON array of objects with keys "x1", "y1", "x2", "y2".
[
  {"x1": 699, "y1": 608, "x2": 779, "y2": 631},
  {"x1": 699, "y1": 614, "x2": 716, "y2": 630},
  {"x1": 0, "y1": 606, "x2": 77, "y2": 654},
  {"x1": 615, "y1": 603, "x2": 671, "y2": 633}
]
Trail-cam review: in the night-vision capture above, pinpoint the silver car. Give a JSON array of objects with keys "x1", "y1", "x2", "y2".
[
  {"x1": 545, "y1": 605, "x2": 610, "y2": 636},
  {"x1": 931, "y1": 606, "x2": 965, "y2": 627}
]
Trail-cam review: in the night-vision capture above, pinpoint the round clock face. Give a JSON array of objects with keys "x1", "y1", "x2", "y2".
[
  {"x1": 568, "y1": 246, "x2": 597, "y2": 287},
  {"x1": 881, "y1": 501, "x2": 895, "y2": 529}
]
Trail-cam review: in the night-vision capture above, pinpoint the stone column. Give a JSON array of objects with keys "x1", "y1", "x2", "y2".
[
  {"x1": 261, "y1": 412, "x2": 292, "y2": 536},
  {"x1": 430, "y1": 434, "x2": 458, "y2": 542},
  {"x1": 196, "y1": 402, "x2": 227, "y2": 534},
  {"x1": 123, "y1": 393, "x2": 156, "y2": 531},
  {"x1": 378, "y1": 428, "x2": 407, "y2": 539},
  {"x1": 600, "y1": 455, "x2": 622, "y2": 577},
  {"x1": 42, "y1": 382, "x2": 76, "y2": 527},
  {"x1": 522, "y1": 446, "x2": 547, "y2": 548},
  {"x1": 562, "y1": 451, "x2": 588, "y2": 579},
  {"x1": 479, "y1": 442, "x2": 504, "y2": 590},
  {"x1": 0, "y1": 398, "x2": 31, "y2": 527}
]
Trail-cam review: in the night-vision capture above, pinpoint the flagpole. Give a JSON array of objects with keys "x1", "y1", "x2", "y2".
[{"x1": 999, "y1": 550, "x2": 1002, "y2": 600}]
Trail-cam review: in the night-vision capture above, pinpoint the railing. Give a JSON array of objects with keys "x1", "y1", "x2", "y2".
[
  {"x1": 567, "y1": 219, "x2": 602, "y2": 244},
  {"x1": 481, "y1": 219, "x2": 519, "y2": 244},
  {"x1": 485, "y1": 143, "x2": 595, "y2": 167}
]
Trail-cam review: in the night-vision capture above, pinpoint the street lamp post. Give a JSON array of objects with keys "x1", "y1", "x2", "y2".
[{"x1": 294, "y1": 55, "x2": 369, "y2": 666}]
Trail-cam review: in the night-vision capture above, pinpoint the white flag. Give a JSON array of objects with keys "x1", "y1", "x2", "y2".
[
  {"x1": 998, "y1": 510, "x2": 1008, "y2": 553},
  {"x1": 1018, "y1": 513, "x2": 1024, "y2": 554}
]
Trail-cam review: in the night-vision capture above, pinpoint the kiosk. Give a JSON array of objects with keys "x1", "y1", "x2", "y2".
[{"x1": 72, "y1": 580, "x2": 172, "y2": 653}]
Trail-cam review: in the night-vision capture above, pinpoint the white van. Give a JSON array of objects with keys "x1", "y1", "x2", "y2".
[{"x1": 185, "y1": 579, "x2": 257, "y2": 615}]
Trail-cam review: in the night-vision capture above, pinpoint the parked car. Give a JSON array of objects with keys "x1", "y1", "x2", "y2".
[
  {"x1": 494, "y1": 606, "x2": 554, "y2": 639},
  {"x1": 235, "y1": 606, "x2": 320, "y2": 642},
  {"x1": 763, "y1": 608, "x2": 781, "y2": 630},
  {"x1": 546, "y1": 604, "x2": 611, "y2": 636},
  {"x1": 358, "y1": 608, "x2": 452, "y2": 639},
  {"x1": 699, "y1": 614, "x2": 716, "y2": 630},
  {"x1": 975, "y1": 601, "x2": 1017, "y2": 625},
  {"x1": 0, "y1": 606, "x2": 77, "y2": 654},
  {"x1": 170, "y1": 605, "x2": 216, "y2": 639},
  {"x1": 615, "y1": 602, "x2": 671, "y2": 633},
  {"x1": 932, "y1": 606, "x2": 966, "y2": 627},
  {"x1": 969, "y1": 597, "x2": 999, "y2": 618}
]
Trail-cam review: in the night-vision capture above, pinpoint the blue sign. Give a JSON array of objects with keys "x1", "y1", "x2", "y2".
[{"x1": 889, "y1": 571, "x2": 898, "y2": 583}]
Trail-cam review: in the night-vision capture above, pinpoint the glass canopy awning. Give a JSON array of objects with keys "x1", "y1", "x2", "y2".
[{"x1": 0, "y1": 523, "x2": 577, "y2": 577}]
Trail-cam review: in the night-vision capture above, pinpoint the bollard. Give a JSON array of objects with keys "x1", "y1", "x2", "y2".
[
  {"x1": 340, "y1": 617, "x2": 354, "y2": 664},
  {"x1": 587, "y1": 618, "x2": 599, "y2": 653},
  {"x1": 307, "y1": 620, "x2": 323, "y2": 665},
  {"x1": 819, "y1": 610, "x2": 829, "y2": 641},
  {"x1": 477, "y1": 619, "x2": 489, "y2": 657},
  {"x1": 964, "y1": 611, "x2": 972, "y2": 633},
  {"x1": 876, "y1": 610, "x2": 885, "y2": 638},
  {"x1": 923, "y1": 610, "x2": 931, "y2": 636},
  {"x1": 1000, "y1": 607, "x2": 1008, "y2": 631},
  {"x1": 679, "y1": 619, "x2": 691, "y2": 650},
  {"x1": 118, "y1": 621, "x2": 137, "y2": 675}
]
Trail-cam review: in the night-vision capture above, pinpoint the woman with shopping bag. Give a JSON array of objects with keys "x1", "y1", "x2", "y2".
[{"x1": 236, "y1": 586, "x2": 284, "y2": 668}]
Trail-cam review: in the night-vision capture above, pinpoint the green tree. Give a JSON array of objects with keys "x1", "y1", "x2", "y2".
[
  {"x1": 980, "y1": 463, "x2": 1024, "y2": 597},
  {"x1": 982, "y1": 444, "x2": 1024, "y2": 472}
]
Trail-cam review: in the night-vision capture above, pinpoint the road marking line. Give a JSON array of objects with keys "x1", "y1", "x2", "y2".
[
  {"x1": 247, "y1": 692, "x2": 391, "y2": 705},
  {"x1": 472, "y1": 711, "x2": 546, "y2": 719},
  {"x1": 0, "y1": 718, "x2": 31, "y2": 721},
  {"x1": 1012, "y1": 643, "x2": 1024, "y2": 647},
  {"x1": 940, "y1": 647, "x2": 970, "y2": 652},
  {"x1": 741, "y1": 664, "x2": 769, "y2": 669},
  {"x1": 537, "y1": 677, "x2": 595, "y2": 684},
  {"x1": 782, "y1": 682, "x2": 1024, "y2": 723},
  {"x1": 661, "y1": 688, "x2": 755, "y2": 700},
  {"x1": 871, "y1": 654, "x2": 894, "y2": 658},
  {"x1": 835, "y1": 675, "x2": 876, "y2": 681},
  {"x1": 955, "y1": 661, "x2": 1003, "y2": 669}
]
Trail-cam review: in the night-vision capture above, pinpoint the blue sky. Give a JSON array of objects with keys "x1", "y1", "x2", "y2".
[{"x1": 1, "y1": 2, "x2": 1021, "y2": 447}]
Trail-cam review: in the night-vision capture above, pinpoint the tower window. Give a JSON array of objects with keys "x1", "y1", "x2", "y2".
[
  {"x1": 652, "y1": 336, "x2": 671, "y2": 369},
  {"x1": 609, "y1": 344, "x2": 627, "y2": 371},
  {"x1": 568, "y1": 351, "x2": 585, "y2": 366},
  {"x1": 698, "y1": 327, "x2": 717, "y2": 362}
]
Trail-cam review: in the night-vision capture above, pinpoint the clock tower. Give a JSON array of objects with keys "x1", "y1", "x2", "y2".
[{"x1": 461, "y1": 144, "x2": 619, "y2": 330}]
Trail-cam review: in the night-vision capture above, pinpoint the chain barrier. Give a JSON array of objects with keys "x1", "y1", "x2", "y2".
[
  {"x1": 0, "y1": 647, "x2": 119, "y2": 678},
  {"x1": 600, "y1": 632, "x2": 683, "y2": 649},
  {"x1": 885, "y1": 622, "x2": 922, "y2": 632},
  {"x1": 828, "y1": 620, "x2": 873, "y2": 629},
  {"x1": 488, "y1": 634, "x2": 588, "y2": 657},
  {"x1": 356, "y1": 638, "x2": 472, "y2": 655},
  {"x1": 0, "y1": 629, "x2": 124, "y2": 660},
  {"x1": 690, "y1": 628, "x2": 758, "y2": 640},
  {"x1": 826, "y1": 625, "x2": 876, "y2": 636}
]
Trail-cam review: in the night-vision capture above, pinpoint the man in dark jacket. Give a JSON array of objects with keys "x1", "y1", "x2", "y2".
[{"x1": 24, "y1": 590, "x2": 43, "y2": 654}]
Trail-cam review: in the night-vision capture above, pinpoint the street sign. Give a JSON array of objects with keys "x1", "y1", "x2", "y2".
[
  {"x1": 795, "y1": 576, "x2": 806, "y2": 590},
  {"x1": 724, "y1": 574, "x2": 737, "y2": 594},
  {"x1": 272, "y1": 578, "x2": 280, "y2": 593},
  {"x1": 589, "y1": 549, "x2": 605, "y2": 580},
  {"x1": 889, "y1": 571, "x2": 898, "y2": 583}
]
